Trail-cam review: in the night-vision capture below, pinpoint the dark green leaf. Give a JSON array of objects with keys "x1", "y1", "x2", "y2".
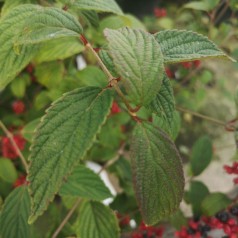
[
  {"x1": 28, "y1": 87, "x2": 113, "y2": 223},
  {"x1": 130, "y1": 122, "x2": 184, "y2": 225},
  {"x1": 191, "y1": 136, "x2": 213, "y2": 176}
]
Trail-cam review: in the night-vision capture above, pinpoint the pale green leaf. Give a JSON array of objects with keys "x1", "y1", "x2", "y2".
[
  {"x1": 35, "y1": 61, "x2": 65, "y2": 89},
  {"x1": 59, "y1": 165, "x2": 112, "y2": 200},
  {"x1": 104, "y1": 27, "x2": 164, "y2": 106},
  {"x1": 10, "y1": 74, "x2": 30, "y2": 98},
  {"x1": 184, "y1": 1, "x2": 210, "y2": 11},
  {"x1": 21, "y1": 118, "x2": 41, "y2": 142},
  {"x1": 155, "y1": 30, "x2": 235, "y2": 63},
  {"x1": 130, "y1": 122, "x2": 184, "y2": 225},
  {"x1": 191, "y1": 136, "x2": 213, "y2": 176},
  {"x1": 28, "y1": 87, "x2": 112, "y2": 223},
  {"x1": 79, "y1": 10, "x2": 99, "y2": 28},
  {"x1": 0, "y1": 5, "x2": 39, "y2": 89},
  {"x1": 34, "y1": 37, "x2": 84, "y2": 63},
  {"x1": 0, "y1": 158, "x2": 18, "y2": 183},
  {"x1": 75, "y1": 200, "x2": 119, "y2": 238},
  {"x1": 60, "y1": 0, "x2": 123, "y2": 15},
  {"x1": 201, "y1": 193, "x2": 231, "y2": 216},
  {"x1": 148, "y1": 74, "x2": 175, "y2": 123},
  {"x1": 99, "y1": 50, "x2": 118, "y2": 77},
  {"x1": 16, "y1": 6, "x2": 83, "y2": 45},
  {"x1": 0, "y1": 186, "x2": 31, "y2": 238}
]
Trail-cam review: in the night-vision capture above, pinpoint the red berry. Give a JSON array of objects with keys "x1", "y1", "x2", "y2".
[
  {"x1": 26, "y1": 63, "x2": 34, "y2": 74},
  {"x1": 154, "y1": 7, "x2": 167, "y2": 18},
  {"x1": 193, "y1": 60, "x2": 201, "y2": 68},
  {"x1": 1, "y1": 134, "x2": 26, "y2": 159},
  {"x1": 223, "y1": 165, "x2": 234, "y2": 174},
  {"x1": 233, "y1": 177, "x2": 238, "y2": 184},
  {"x1": 13, "y1": 175, "x2": 27, "y2": 188},
  {"x1": 181, "y1": 62, "x2": 193, "y2": 69},
  {"x1": 110, "y1": 101, "x2": 121, "y2": 115},
  {"x1": 12, "y1": 100, "x2": 25, "y2": 114},
  {"x1": 165, "y1": 67, "x2": 174, "y2": 78}
]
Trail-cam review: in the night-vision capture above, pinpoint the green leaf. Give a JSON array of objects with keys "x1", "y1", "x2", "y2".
[
  {"x1": 79, "y1": 10, "x2": 99, "y2": 28},
  {"x1": 169, "y1": 210, "x2": 187, "y2": 230},
  {"x1": 59, "y1": 165, "x2": 112, "y2": 201},
  {"x1": 0, "y1": 186, "x2": 31, "y2": 238},
  {"x1": 148, "y1": 74, "x2": 175, "y2": 123},
  {"x1": 154, "y1": 30, "x2": 235, "y2": 64},
  {"x1": 28, "y1": 87, "x2": 113, "y2": 223},
  {"x1": 104, "y1": 27, "x2": 164, "y2": 106},
  {"x1": 99, "y1": 50, "x2": 118, "y2": 77},
  {"x1": 191, "y1": 136, "x2": 213, "y2": 176},
  {"x1": 130, "y1": 122, "x2": 184, "y2": 225},
  {"x1": 34, "y1": 37, "x2": 84, "y2": 63},
  {"x1": 153, "y1": 111, "x2": 181, "y2": 140},
  {"x1": 10, "y1": 74, "x2": 30, "y2": 98},
  {"x1": 60, "y1": 0, "x2": 123, "y2": 15},
  {"x1": 21, "y1": 118, "x2": 41, "y2": 142},
  {"x1": 0, "y1": 5, "x2": 39, "y2": 89},
  {"x1": 35, "y1": 61, "x2": 65, "y2": 89},
  {"x1": 0, "y1": 158, "x2": 18, "y2": 183},
  {"x1": 188, "y1": 181, "x2": 209, "y2": 216},
  {"x1": 201, "y1": 193, "x2": 231, "y2": 216},
  {"x1": 75, "y1": 200, "x2": 119, "y2": 238},
  {"x1": 16, "y1": 6, "x2": 83, "y2": 45},
  {"x1": 235, "y1": 87, "x2": 238, "y2": 115}
]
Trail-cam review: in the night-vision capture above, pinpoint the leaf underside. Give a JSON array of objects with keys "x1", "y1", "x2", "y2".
[
  {"x1": 130, "y1": 122, "x2": 184, "y2": 225},
  {"x1": 28, "y1": 87, "x2": 112, "y2": 223}
]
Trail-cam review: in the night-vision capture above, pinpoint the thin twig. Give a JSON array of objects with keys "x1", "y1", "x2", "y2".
[
  {"x1": 0, "y1": 120, "x2": 29, "y2": 173},
  {"x1": 51, "y1": 144, "x2": 126, "y2": 238},
  {"x1": 214, "y1": 0, "x2": 230, "y2": 25},
  {"x1": 51, "y1": 198, "x2": 81, "y2": 238},
  {"x1": 176, "y1": 106, "x2": 227, "y2": 127}
]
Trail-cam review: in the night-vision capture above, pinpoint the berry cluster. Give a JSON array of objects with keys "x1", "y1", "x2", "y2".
[
  {"x1": 175, "y1": 206, "x2": 238, "y2": 238},
  {"x1": 132, "y1": 222, "x2": 164, "y2": 238},
  {"x1": 224, "y1": 162, "x2": 238, "y2": 184},
  {"x1": 1, "y1": 134, "x2": 26, "y2": 159},
  {"x1": 154, "y1": 7, "x2": 167, "y2": 18},
  {"x1": 181, "y1": 60, "x2": 201, "y2": 69}
]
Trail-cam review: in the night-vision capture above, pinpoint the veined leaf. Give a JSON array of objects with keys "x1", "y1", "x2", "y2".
[
  {"x1": 153, "y1": 111, "x2": 181, "y2": 140},
  {"x1": 59, "y1": 165, "x2": 112, "y2": 201},
  {"x1": 0, "y1": 186, "x2": 31, "y2": 238},
  {"x1": 104, "y1": 27, "x2": 164, "y2": 106},
  {"x1": 191, "y1": 136, "x2": 213, "y2": 176},
  {"x1": 34, "y1": 37, "x2": 84, "y2": 63},
  {"x1": 16, "y1": 6, "x2": 83, "y2": 45},
  {"x1": 99, "y1": 50, "x2": 118, "y2": 77},
  {"x1": 59, "y1": 0, "x2": 123, "y2": 15},
  {"x1": 0, "y1": 5, "x2": 39, "y2": 89},
  {"x1": 75, "y1": 200, "x2": 119, "y2": 238},
  {"x1": 148, "y1": 74, "x2": 175, "y2": 123},
  {"x1": 155, "y1": 29, "x2": 235, "y2": 64},
  {"x1": 28, "y1": 87, "x2": 113, "y2": 223},
  {"x1": 130, "y1": 122, "x2": 184, "y2": 225},
  {"x1": 79, "y1": 10, "x2": 99, "y2": 28}
]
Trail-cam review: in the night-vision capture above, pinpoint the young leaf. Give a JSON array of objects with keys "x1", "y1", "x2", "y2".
[
  {"x1": 201, "y1": 193, "x2": 231, "y2": 216},
  {"x1": 59, "y1": 165, "x2": 112, "y2": 201},
  {"x1": 155, "y1": 30, "x2": 235, "y2": 64},
  {"x1": 191, "y1": 136, "x2": 213, "y2": 176},
  {"x1": 16, "y1": 6, "x2": 83, "y2": 45},
  {"x1": 0, "y1": 5, "x2": 39, "y2": 89},
  {"x1": 75, "y1": 200, "x2": 119, "y2": 238},
  {"x1": 130, "y1": 122, "x2": 184, "y2": 225},
  {"x1": 0, "y1": 158, "x2": 18, "y2": 183},
  {"x1": 28, "y1": 87, "x2": 113, "y2": 223},
  {"x1": 0, "y1": 186, "x2": 31, "y2": 238},
  {"x1": 34, "y1": 38, "x2": 84, "y2": 63},
  {"x1": 188, "y1": 181, "x2": 209, "y2": 216},
  {"x1": 147, "y1": 74, "x2": 175, "y2": 123},
  {"x1": 59, "y1": 0, "x2": 123, "y2": 15},
  {"x1": 104, "y1": 27, "x2": 164, "y2": 106}
]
